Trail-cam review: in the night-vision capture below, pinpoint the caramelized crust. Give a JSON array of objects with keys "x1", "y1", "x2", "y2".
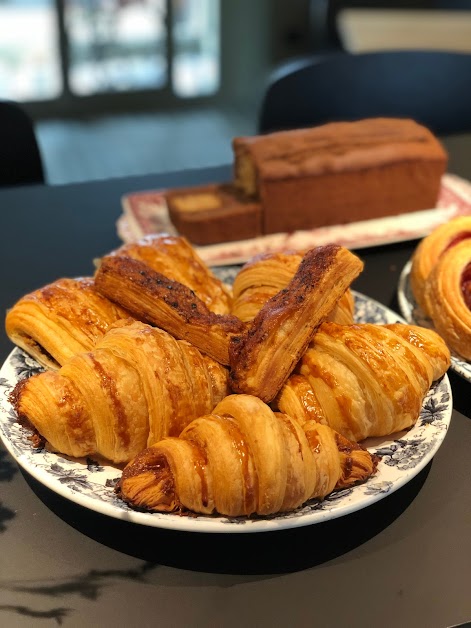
[
  {"x1": 276, "y1": 322, "x2": 450, "y2": 441},
  {"x1": 5, "y1": 277, "x2": 132, "y2": 370},
  {"x1": 229, "y1": 245, "x2": 364, "y2": 402},
  {"x1": 117, "y1": 394, "x2": 378, "y2": 517},
  {"x1": 95, "y1": 255, "x2": 245, "y2": 365}
]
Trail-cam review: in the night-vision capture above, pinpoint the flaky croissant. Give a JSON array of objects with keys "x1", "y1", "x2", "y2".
[
  {"x1": 12, "y1": 320, "x2": 229, "y2": 463},
  {"x1": 424, "y1": 239, "x2": 471, "y2": 360},
  {"x1": 410, "y1": 216, "x2": 471, "y2": 316},
  {"x1": 231, "y1": 250, "x2": 355, "y2": 325},
  {"x1": 117, "y1": 394, "x2": 379, "y2": 517},
  {"x1": 5, "y1": 277, "x2": 132, "y2": 370},
  {"x1": 229, "y1": 245, "x2": 364, "y2": 402},
  {"x1": 276, "y1": 322, "x2": 450, "y2": 442},
  {"x1": 101, "y1": 233, "x2": 232, "y2": 314}
]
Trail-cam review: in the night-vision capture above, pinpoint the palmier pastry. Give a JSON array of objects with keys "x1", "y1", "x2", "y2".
[
  {"x1": 231, "y1": 250, "x2": 354, "y2": 324},
  {"x1": 102, "y1": 233, "x2": 232, "y2": 314},
  {"x1": 276, "y1": 322, "x2": 450, "y2": 442},
  {"x1": 12, "y1": 320, "x2": 229, "y2": 463},
  {"x1": 94, "y1": 255, "x2": 245, "y2": 365},
  {"x1": 424, "y1": 239, "x2": 471, "y2": 359},
  {"x1": 117, "y1": 394, "x2": 379, "y2": 517},
  {"x1": 229, "y1": 245, "x2": 364, "y2": 402},
  {"x1": 5, "y1": 277, "x2": 132, "y2": 370},
  {"x1": 410, "y1": 216, "x2": 471, "y2": 316}
]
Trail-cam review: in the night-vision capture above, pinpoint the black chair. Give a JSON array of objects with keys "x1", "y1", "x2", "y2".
[
  {"x1": 258, "y1": 50, "x2": 471, "y2": 135},
  {"x1": 0, "y1": 101, "x2": 45, "y2": 187}
]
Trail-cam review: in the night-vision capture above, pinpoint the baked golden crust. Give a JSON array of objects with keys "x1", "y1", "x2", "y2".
[
  {"x1": 229, "y1": 245, "x2": 364, "y2": 402},
  {"x1": 117, "y1": 394, "x2": 379, "y2": 516},
  {"x1": 12, "y1": 320, "x2": 229, "y2": 463},
  {"x1": 231, "y1": 250, "x2": 354, "y2": 324},
  {"x1": 94, "y1": 255, "x2": 245, "y2": 365},
  {"x1": 103, "y1": 233, "x2": 232, "y2": 314},
  {"x1": 410, "y1": 216, "x2": 471, "y2": 316},
  {"x1": 276, "y1": 322, "x2": 450, "y2": 441},
  {"x1": 423, "y1": 239, "x2": 471, "y2": 360},
  {"x1": 5, "y1": 277, "x2": 132, "y2": 370}
]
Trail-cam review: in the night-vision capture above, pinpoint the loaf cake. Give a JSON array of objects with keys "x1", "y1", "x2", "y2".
[
  {"x1": 165, "y1": 183, "x2": 262, "y2": 245},
  {"x1": 233, "y1": 118, "x2": 448, "y2": 235}
]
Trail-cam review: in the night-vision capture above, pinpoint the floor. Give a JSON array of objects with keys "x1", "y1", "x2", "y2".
[{"x1": 36, "y1": 107, "x2": 257, "y2": 185}]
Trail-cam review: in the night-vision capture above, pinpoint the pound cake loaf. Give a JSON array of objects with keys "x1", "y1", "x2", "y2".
[
  {"x1": 165, "y1": 183, "x2": 262, "y2": 245},
  {"x1": 233, "y1": 118, "x2": 448, "y2": 235}
]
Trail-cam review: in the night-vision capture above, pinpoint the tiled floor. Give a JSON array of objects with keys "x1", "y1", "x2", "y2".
[{"x1": 36, "y1": 107, "x2": 257, "y2": 185}]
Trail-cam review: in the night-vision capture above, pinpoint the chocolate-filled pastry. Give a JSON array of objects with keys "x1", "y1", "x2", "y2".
[
  {"x1": 5, "y1": 277, "x2": 132, "y2": 370},
  {"x1": 102, "y1": 233, "x2": 232, "y2": 314},
  {"x1": 276, "y1": 322, "x2": 450, "y2": 442},
  {"x1": 231, "y1": 250, "x2": 355, "y2": 324},
  {"x1": 424, "y1": 239, "x2": 471, "y2": 360},
  {"x1": 117, "y1": 394, "x2": 379, "y2": 517},
  {"x1": 410, "y1": 216, "x2": 471, "y2": 316},
  {"x1": 229, "y1": 245, "x2": 364, "y2": 402},
  {"x1": 95, "y1": 255, "x2": 245, "y2": 365},
  {"x1": 12, "y1": 320, "x2": 230, "y2": 464}
]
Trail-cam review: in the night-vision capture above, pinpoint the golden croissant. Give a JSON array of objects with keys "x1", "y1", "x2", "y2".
[
  {"x1": 231, "y1": 250, "x2": 355, "y2": 325},
  {"x1": 5, "y1": 277, "x2": 132, "y2": 370},
  {"x1": 101, "y1": 233, "x2": 232, "y2": 315},
  {"x1": 276, "y1": 322, "x2": 450, "y2": 442},
  {"x1": 117, "y1": 394, "x2": 379, "y2": 517},
  {"x1": 229, "y1": 245, "x2": 364, "y2": 402},
  {"x1": 12, "y1": 320, "x2": 229, "y2": 463}
]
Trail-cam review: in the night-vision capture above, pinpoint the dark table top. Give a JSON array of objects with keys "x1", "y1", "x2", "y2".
[{"x1": 0, "y1": 156, "x2": 470, "y2": 628}]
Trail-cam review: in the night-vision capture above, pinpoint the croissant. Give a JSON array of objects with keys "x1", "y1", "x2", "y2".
[
  {"x1": 276, "y1": 322, "x2": 450, "y2": 442},
  {"x1": 5, "y1": 277, "x2": 132, "y2": 370},
  {"x1": 101, "y1": 233, "x2": 232, "y2": 314},
  {"x1": 410, "y1": 216, "x2": 471, "y2": 316},
  {"x1": 12, "y1": 320, "x2": 230, "y2": 463},
  {"x1": 117, "y1": 394, "x2": 379, "y2": 517},
  {"x1": 229, "y1": 245, "x2": 364, "y2": 402},
  {"x1": 231, "y1": 250, "x2": 355, "y2": 324},
  {"x1": 94, "y1": 254, "x2": 245, "y2": 365},
  {"x1": 423, "y1": 239, "x2": 471, "y2": 359}
]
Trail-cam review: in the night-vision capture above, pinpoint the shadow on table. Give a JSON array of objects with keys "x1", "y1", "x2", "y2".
[{"x1": 21, "y1": 462, "x2": 430, "y2": 575}]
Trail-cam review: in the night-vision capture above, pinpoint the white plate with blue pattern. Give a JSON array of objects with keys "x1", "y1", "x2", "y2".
[
  {"x1": 398, "y1": 259, "x2": 471, "y2": 382},
  {"x1": 0, "y1": 290, "x2": 452, "y2": 533}
]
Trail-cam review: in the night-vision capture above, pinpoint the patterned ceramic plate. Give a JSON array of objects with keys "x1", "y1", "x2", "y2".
[
  {"x1": 397, "y1": 260, "x2": 471, "y2": 382},
  {"x1": 0, "y1": 291, "x2": 452, "y2": 533}
]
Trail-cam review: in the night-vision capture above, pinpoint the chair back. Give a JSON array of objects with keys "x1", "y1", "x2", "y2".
[
  {"x1": 258, "y1": 50, "x2": 471, "y2": 135},
  {"x1": 0, "y1": 101, "x2": 45, "y2": 187}
]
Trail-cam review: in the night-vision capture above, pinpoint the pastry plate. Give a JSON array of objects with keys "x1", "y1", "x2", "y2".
[
  {"x1": 0, "y1": 292, "x2": 452, "y2": 534},
  {"x1": 118, "y1": 173, "x2": 471, "y2": 267},
  {"x1": 398, "y1": 259, "x2": 471, "y2": 381}
]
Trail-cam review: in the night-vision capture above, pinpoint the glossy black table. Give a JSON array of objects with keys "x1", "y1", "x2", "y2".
[{"x1": 0, "y1": 160, "x2": 470, "y2": 628}]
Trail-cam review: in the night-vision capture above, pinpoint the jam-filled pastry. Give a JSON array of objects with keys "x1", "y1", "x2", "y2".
[
  {"x1": 101, "y1": 233, "x2": 232, "y2": 314},
  {"x1": 94, "y1": 255, "x2": 245, "y2": 365},
  {"x1": 5, "y1": 277, "x2": 132, "y2": 370},
  {"x1": 229, "y1": 245, "x2": 364, "y2": 403},
  {"x1": 423, "y1": 239, "x2": 471, "y2": 360},
  {"x1": 12, "y1": 320, "x2": 229, "y2": 463},
  {"x1": 116, "y1": 394, "x2": 379, "y2": 517},
  {"x1": 231, "y1": 250, "x2": 355, "y2": 325},
  {"x1": 276, "y1": 322, "x2": 450, "y2": 442},
  {"x1": 410, "y1": 216, "x2": 471, "y2": 316}
]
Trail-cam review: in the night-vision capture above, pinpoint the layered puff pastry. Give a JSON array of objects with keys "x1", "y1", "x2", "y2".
[
  {"x1": 423, "y1": 239, "x2": 471, "y2": 359},
  {"x1": 117, "y1": 394, "x2": 379, "y2": 517},
  {"x1": 101, "y1": 233, "x2": 232, "y2": 315},
  {"x1": 231, "y1": 250, "x2": 355, "y2": 325},
  {"x1": 276, "y1": 322, "x2": 450, "y2": 442},
  {"x1": 12, "y1": 320, "x2": 229, "y2": 464},
  {"x1": 229, "y1": 245, "x2": 364, "y2": 402},
  {"x1": 5, "y1": 277, "x2": 132, "y2": 370},
  {"x1": 410, "y1": 216, "x2": 471, "y2": 316}
]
